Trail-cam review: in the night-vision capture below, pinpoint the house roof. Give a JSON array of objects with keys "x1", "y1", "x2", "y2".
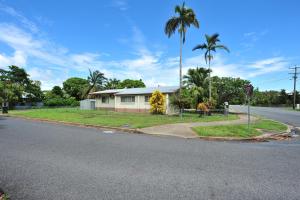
[
  {"x1": 89, "y1": 89, "x2": 125, "y2": 95},
  {"x1": 90, "y1": 86, "x2": 179, "y2": 95}
]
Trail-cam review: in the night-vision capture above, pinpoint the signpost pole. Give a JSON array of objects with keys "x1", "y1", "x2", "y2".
[
  {"x1": 248, "y1": 96, "x2": 250, "y2": 132},
  {"x1": 244, "y1": 84, "x2": 253, "y2": 134}
]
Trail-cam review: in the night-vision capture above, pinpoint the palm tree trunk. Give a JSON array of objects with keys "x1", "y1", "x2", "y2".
[
  {"x1": 179, "y1": 34, "x2": 183, "y2": 93},
  {"x1": 208, "y1": 52, "x2": 211, "y2": 101},
  {"x1": 179, "y1": 33, "x2": 183, "y2": 118}
]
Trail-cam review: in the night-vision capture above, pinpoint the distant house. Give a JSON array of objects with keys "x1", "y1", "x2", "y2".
[{"x1": 89, "y1": 86, "x2": 179, "y2": 114}]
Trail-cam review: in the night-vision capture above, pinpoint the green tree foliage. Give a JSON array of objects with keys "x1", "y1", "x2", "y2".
[
  {"x1": 84, "y1": 69, "x2": 107, "y2": 97},
  {"x1": 251, "y1": 89, "x2": 298, "y2": 106},
  {"x1": 170, "y1": 89, "x2": 193, "y2": 110},
  {"x1": 212, "y1": 76, "x2": 250, "y2": 106},
  {"x1": 118, "y1": 79, "x2": 145, "y2": 88},
  {"x1": 105, "y1": 78, "x2": 121, "y2": 89},
  {"x1": 0, "y1": 66, "x2": 43, "y2": 106},
  {"x1": 165, "y1": 2, "x2": 199, "y2": 90},
  {"x1": 63, "y1": 77, "x2": 89, "y2": 100},
  {"x1": 51, "y1": 86, "x2": 64, "y2": 97},
  {"x1": 183, "y1": 67, "x2": 210, "y2": 107},
  {"x1": 150, "y1": 90, "x2": 166, "y2": 114},
  {"x1": 193, "y1": 33, "x2": 229, "y2": 100}
]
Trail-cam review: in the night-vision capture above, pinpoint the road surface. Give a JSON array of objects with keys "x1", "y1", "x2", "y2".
[
  {"x1": 0, "y1": 116, "x2": 300, "y2": 200},
  {"x1": 230, "y1": 105, "x2": 300, "y2": 127}
]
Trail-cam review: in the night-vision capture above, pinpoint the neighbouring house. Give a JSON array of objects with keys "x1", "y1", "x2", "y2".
[{"x1": 89, "y1": 86, "x2": 179, "y2": 114}]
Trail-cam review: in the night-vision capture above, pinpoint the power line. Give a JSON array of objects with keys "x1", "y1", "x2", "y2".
[
  {"x1": 255, "y1": 77, "x2": 290, "y2": 85},
  {"x1": 289, "y1": 66, "x2": 300, "y2": 110}
]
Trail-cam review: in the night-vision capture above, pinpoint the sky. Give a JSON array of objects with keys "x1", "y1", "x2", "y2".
[{"x1": 0, "y1": 0, "x2": 299, "y2": 91}]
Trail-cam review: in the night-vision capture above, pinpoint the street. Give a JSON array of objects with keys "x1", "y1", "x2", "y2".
[
  {"x1": 230, "y1": 105, "x2": 300, "y2": 127},
  {"x1": 0, "y1": 116, "x2": 300, "y2": 200}
]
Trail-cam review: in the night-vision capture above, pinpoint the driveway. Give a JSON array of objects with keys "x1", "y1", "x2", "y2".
[
  {"x1": 230, "y1": 105, "x2": 300, "y2": 127},
  {"x1": 1, "y1": 116, "x2": 300, "y2": 200}
]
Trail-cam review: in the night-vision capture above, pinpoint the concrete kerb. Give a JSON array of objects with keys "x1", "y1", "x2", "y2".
[
  {"x1": 5, "y1": 114, "x2": 295, "y2": 142},
  {"x1": 5, "y1": 115, "x2": 144, "y2": 135}
]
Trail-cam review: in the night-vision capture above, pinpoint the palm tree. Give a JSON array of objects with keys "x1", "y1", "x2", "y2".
[
  {"x1": 192, "y1": 33, "x2": 229, "y2": 100},
  {"x1": 84, "y1": 69, "x2": 107, "y2": 97},
  {"x1": 183, "y1": 67, "x2": 210, "y2": 107},
  {"x1": 165, "y1": 2, "x2": 199, "y2": 92}
]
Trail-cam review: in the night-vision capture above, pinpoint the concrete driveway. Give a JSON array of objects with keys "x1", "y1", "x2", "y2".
[
  {"x1": 1, "y1": 116, "x2": 300, "y2": 200},
  {"x1": 230, "y1": 105, "x2": 300, "y2": 127}
]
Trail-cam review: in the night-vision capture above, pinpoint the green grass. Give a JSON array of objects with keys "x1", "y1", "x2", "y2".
[
  {"x1": 192, "y1": 119, "x2": 287, "y2": 138},
  {"x1": 9, "y1": 108, "x2": 238, "y2": 129}
]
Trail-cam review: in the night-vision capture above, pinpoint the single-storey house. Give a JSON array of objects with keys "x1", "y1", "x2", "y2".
[{"x1": 89, "y1": 86, "x2": 179, "y2": 114}]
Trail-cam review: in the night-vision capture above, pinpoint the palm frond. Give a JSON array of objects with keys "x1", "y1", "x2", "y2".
[
  {"x1": 192, "y1": 43, "x2": 207, "y2": 51},
  {"x1": 175, "y1": 5, "x2": 181, "y2": 14},
  {"x1": 210, "y1": 33, "x2": 220, "y2": 43},
  {"x1": 214, "y1": 45, "x2": 230, "y2": 52},
  {"x1": 164, "y1": 17, "x2": 180, "y2": 37}
]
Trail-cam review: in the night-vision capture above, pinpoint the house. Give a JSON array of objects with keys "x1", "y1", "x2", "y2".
[{"x1": 89, "y1": 86, "x2": 179, "y2": 114}]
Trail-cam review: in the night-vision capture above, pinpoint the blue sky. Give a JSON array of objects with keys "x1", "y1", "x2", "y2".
[{"x1": 0, "y1": 0, "x2": 299, "y2": 91}]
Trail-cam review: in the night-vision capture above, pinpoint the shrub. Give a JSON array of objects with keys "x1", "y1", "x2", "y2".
[
  {"x1": 149, "y1": 90, "x2": 166, "y2": 114},
  {"x1": 44, "y1": 97, "x2": 79, "y2": 107},
  {"x1": 197, "y1": 102, "x2": 208, "y2": 112}
]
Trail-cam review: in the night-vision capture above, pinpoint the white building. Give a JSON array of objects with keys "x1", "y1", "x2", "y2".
[{"x1": 89, "y1": 86, "x2": 179, "y2": 114}]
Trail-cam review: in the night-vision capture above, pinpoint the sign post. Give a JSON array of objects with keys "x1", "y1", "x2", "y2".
[{"x1": 244, "y1": 84, "x2": 254, "y2": 132}]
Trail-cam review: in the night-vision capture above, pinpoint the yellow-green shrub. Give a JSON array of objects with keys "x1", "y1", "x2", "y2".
[{"x1": 149, "y1": 90, "x2": 166, "y2": 114}]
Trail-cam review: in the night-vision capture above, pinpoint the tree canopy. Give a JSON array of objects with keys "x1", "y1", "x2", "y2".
[
  {"x1": 0, "y1": 66, "x2": 43, "y2": 105},
  {"x1": 63, "y1": 77, "x2": 89, "y2": 100},
  {"x1": 118, "y1": 79, "x2": 146, "y2": 89}
]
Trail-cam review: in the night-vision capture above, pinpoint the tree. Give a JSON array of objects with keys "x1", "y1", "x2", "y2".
[
  {"x1": 149, "y1": 90, "x2": 166, "y2": 114},
  {"x1": 119, "y1": 79, "x2": 145, "y2": 88},
  {"x1": 165, "y1": 2, "x2": 199, "y2": 92},
  {"x1": 170, "y1": 89, "x2": 193, "y2": 111},
  {"x1": 212, "y1": 76, "x2": 249, "y2": 106},
  {"x1": 6, "y1": 65, "x2": 30, "y2": 86},
  {"x1": 63, "y1": 77, "x2": 89, "y2": 100},
  {"x1": 105, "y1": 78, "x2": 121, "y2": 89},
  {"x1": 51, "y1": 86, "x2": 64, "y2": 97},
  {"x1": 25, "y1": 80, "x2": 44, "y2": 102},
  {"x1": 0, "y1": 66, "x2": 43, "y2": 106},
  {"x1": 84, "y1": 69, "x2": 107, "y2": 97},
  {"x1": 193, "y1": 33, "x2": 229, "y2": 100},
  {"x1": 183, "y1": 67, "x2": 210, "y2": 107}
]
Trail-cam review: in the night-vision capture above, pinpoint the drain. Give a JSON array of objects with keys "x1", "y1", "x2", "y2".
[{"x1": 290, "y1": 127, "x2": 299, "y2": 137}]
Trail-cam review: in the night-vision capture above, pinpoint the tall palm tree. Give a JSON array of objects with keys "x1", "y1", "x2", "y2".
[
  {"x1": 165, "y1": 2, "x2": 199, "y2": 92},
  {"x1": 192, "y1": 33, "x2": 229, "y2": 100},
  {"x1": 84, "y1": 69, "x2": 107, "y2": 97}
]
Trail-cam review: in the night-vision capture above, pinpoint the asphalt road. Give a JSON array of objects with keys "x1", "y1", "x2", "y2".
[
  {"x1": 230, "y1": 105, "x2": 300, "y2": 127},
  {"x1": 1, "y1": 116, "x2": 300, "y2": 200}
]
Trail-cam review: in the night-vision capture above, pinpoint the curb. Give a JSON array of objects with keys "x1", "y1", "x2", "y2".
[
  {"x1": 5, "y1": 115, "x2": 294, "y2": 142},
  {"x1": 6, "y1": 115, "x2": 144, "y2": 135}
]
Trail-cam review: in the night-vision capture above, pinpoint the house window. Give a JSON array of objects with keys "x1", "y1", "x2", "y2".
[
  {"x1": 144, "y1": 95, "x2": 151, "y2": 102},
  {"x1": 102, "y1": 96, "x2": 109, "y2": 104},
  {"x1": 121, "y1": 96, "x2": 135, "y2": 103}
]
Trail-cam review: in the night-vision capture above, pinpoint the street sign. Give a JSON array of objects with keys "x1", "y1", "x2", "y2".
[{"x1": 244, "y1": 84, "x2": 254, "y2": 97}]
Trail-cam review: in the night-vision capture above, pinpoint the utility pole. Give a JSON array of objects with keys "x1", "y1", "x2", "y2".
[{"x1": 289, "y1": 66, "x2": 300, "y2": 110}]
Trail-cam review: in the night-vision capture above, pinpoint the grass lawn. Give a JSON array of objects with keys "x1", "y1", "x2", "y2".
[
  {"x1": 192, "y1": 119, "x2": 288, "y2": 138},
  {"x1": 9, "y1": 108, "x2": 238, "y2": 129}
]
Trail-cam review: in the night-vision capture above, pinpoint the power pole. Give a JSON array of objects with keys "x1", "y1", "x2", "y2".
[{"x1": 289, "y1": 66, "x2": 300, "y2": 110}]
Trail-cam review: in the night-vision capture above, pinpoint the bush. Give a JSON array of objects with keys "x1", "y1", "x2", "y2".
[
  {"x1": 44, "y1": 97, "x2": 79, "y2": 107},
  {"x1": 197, "y1": 102, "x2": 208, "y2": 112},
  {"x1": 149, "y1": 90, "x2": 166, "y2": 114}
]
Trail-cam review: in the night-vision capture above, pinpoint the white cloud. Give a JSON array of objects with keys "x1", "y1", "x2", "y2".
[
  {"x1": 109, "y1": 0, "x2": 129, "y2": 11},
  {"x1": 0, "y1": 3, "x2": 38, "y2": 33},
  {"x1": 0, "y1": 3, "x2": 292, "y2": 90}
]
